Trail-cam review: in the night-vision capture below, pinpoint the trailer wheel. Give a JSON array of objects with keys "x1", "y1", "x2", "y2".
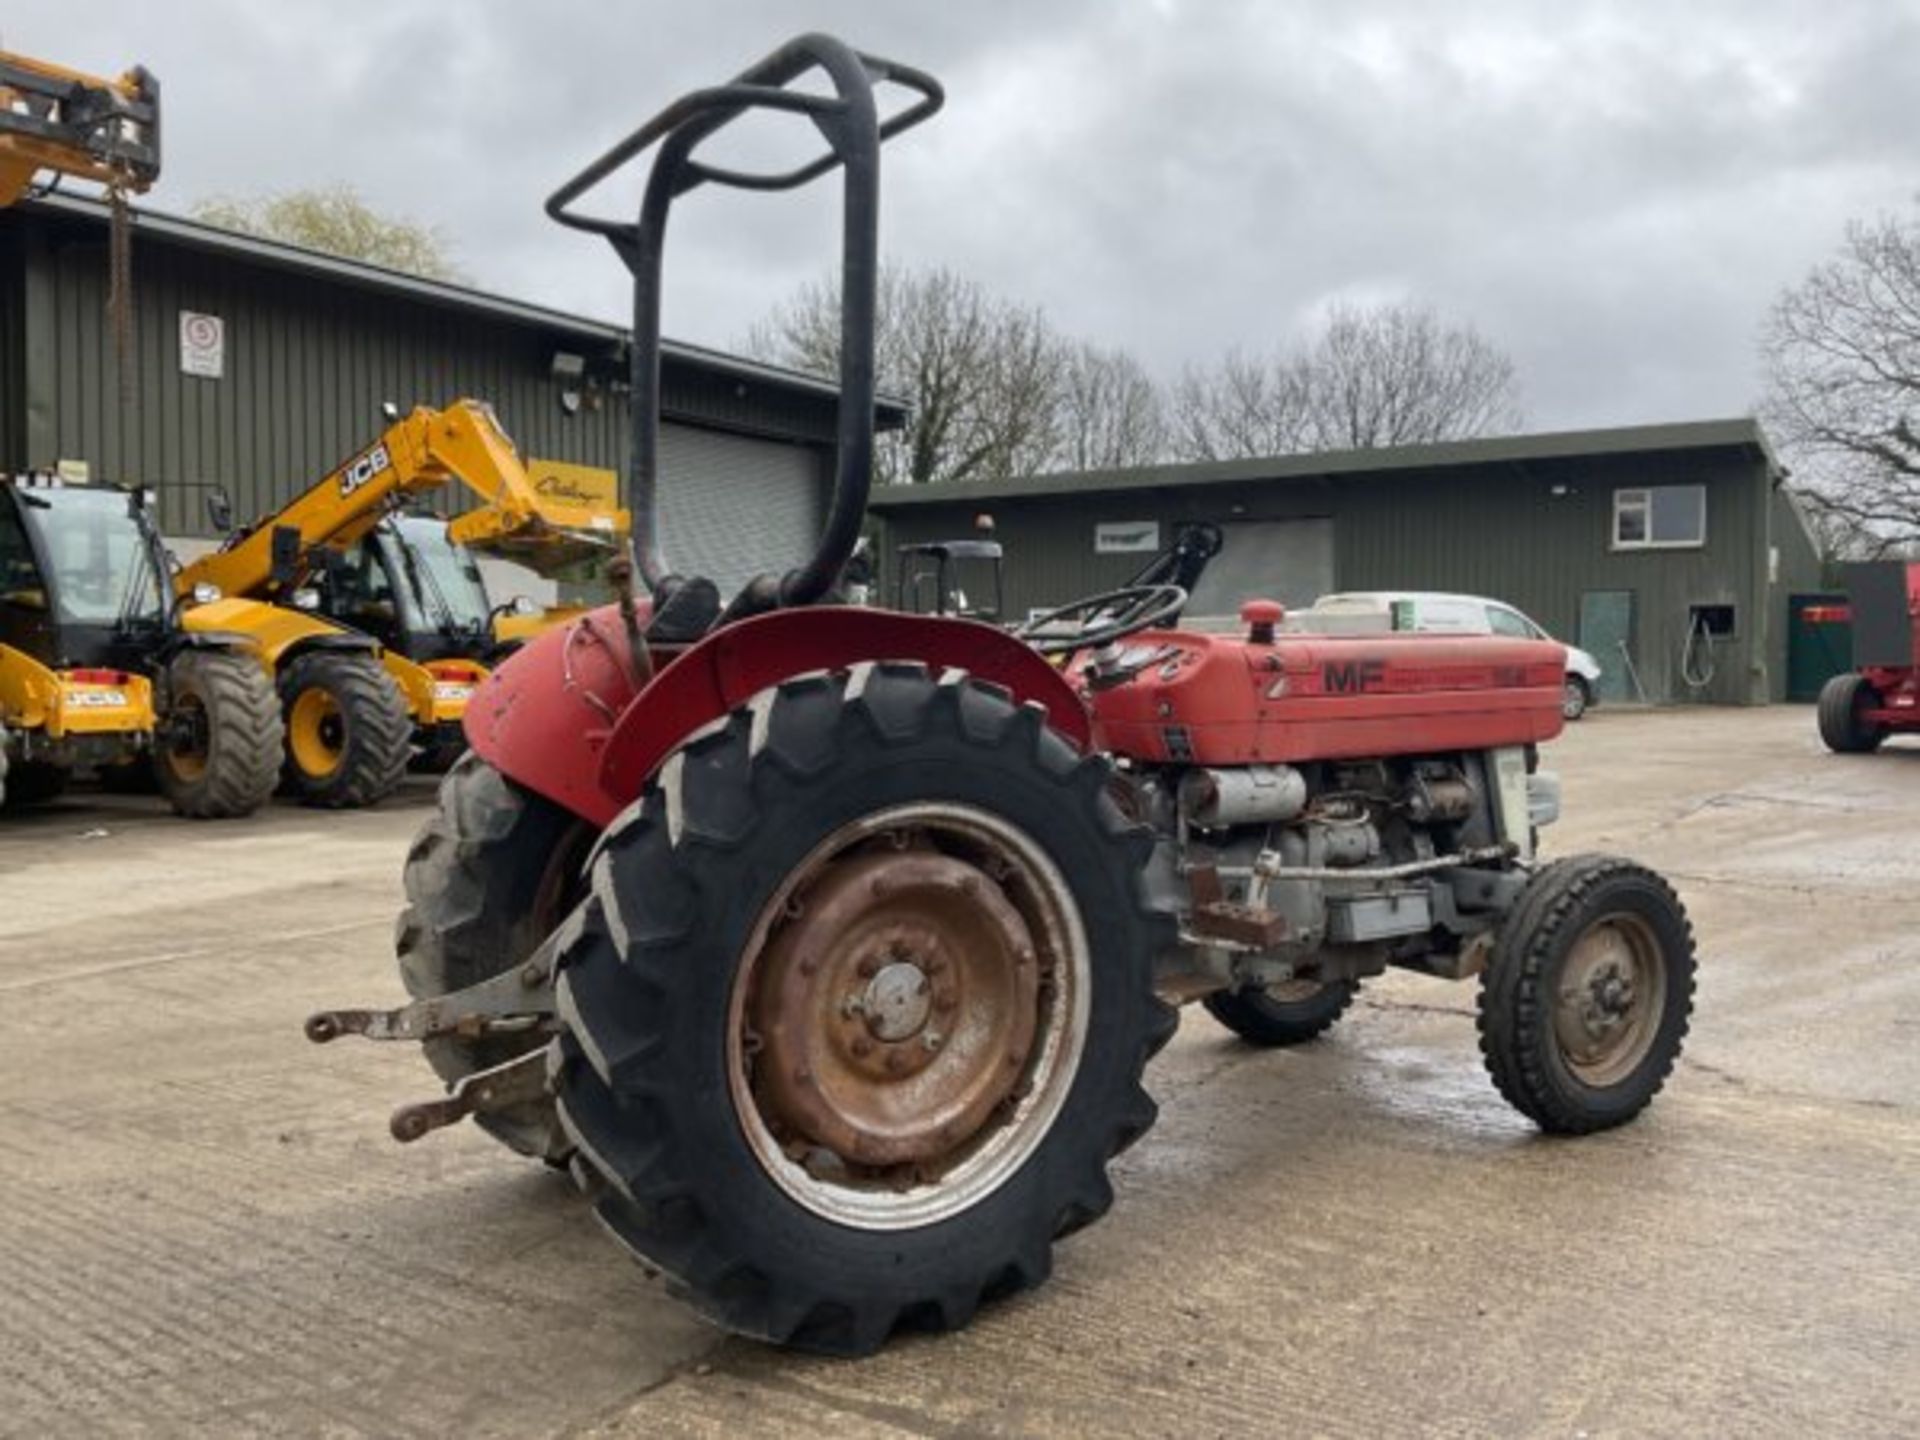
[
  {"x1": 396, "y1": 752, "x2": 593, "y2": 1160},
  {"x1": 1, "y1": 758, "x2": 69, "y2": 807},
  {"x1": 156, "y1": 650, "x2": 283, "y2": 819},
  {"x1": 553, "y1": 664, "x2": 1175, "y2": 1355},
  {"x1": 277, "y1": 651, "x2": 411, "y2": 808},
  {"x1": 1204, "y1": 978, "x2": 1358, "y2": 1046},
  {"x1": 1816, "y1": 673, "x2": 1886, "y2": 754},
  {"x1": 1478, "y1": 855, "x2": 1694, "y2": 1134}
]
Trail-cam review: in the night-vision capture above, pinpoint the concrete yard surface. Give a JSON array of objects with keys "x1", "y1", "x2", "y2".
[{"x1": 0, "y1": 706, "x2": 1915, "y2": 1437}]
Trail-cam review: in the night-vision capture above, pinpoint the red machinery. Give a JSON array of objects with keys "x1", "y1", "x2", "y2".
[
  {"x1": 1817, "y1": 561, "x2": 1920, "y2": 752},
  {"x1": 308, "y1": 35, "x2": 1696, "y2": 1357}
]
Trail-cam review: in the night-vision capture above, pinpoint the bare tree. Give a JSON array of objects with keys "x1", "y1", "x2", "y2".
[
  {"x1": 1171, "y1": 348, "x2": 1312, "y2": 461},
  {"x1": 1173, "y1": 302, "x2": 1523, "y2": 460},
  {"x1": 192, "y1": 185, "x2": 462, "y2": 281},
  {"x1": 748, "y1": 264, "x2": 1156, "y2": 484},
  {"x1": 1056, "y1": 342, "x2": 1167, "y2": 471},
  {"x1": 1761, "y1": 205, "x2": 1920, "y2": 554}
]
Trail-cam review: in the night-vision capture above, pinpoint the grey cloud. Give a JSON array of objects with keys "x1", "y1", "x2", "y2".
[{"x1": 11, "y1": 0, "x2": 1920, "y2": 430}]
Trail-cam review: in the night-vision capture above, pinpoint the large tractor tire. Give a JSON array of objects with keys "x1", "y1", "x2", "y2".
[
  {"x1": 1817, "y1": 673, "x2": 1886, "y2": 754},
  {"x1": 156, "y1": 650, "x2": 283, "y2": 819},
  {"x1": 1478, "y1": 855, "x2": 1695, "y2": 1135},
  {"x1": 1204, "y1": 977, "x2": 1359, "y2": 1046},
  {"x1": 277, "y1": 651, "x2": 411, "y2": 808},
  {"x1": 1, "y1": 757, "x2": 68, "y2": 807},
  {"x1": 395, "y1": 752, "x2": 593, "y2": 1160},
  {"x1": 553, "y1": 663, "x2": 1176, "y2": 1355}
]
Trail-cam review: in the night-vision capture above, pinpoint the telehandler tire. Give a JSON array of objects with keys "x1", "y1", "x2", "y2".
[
  {"x1": 1204, "y1": 977, "x2": 1358, "y2": 1046},
  {"x1": 396, "y1": 752, "x2": 593, "y2": 1160},
  {"x1": 553, "y1": 663, "x2": 1176, "y2": 1356},
  {"x1": 157, "y1": 650, "x2": 283, "y2": 819},
  {"x1": 1478, "y1": 855, "x2": 1695, "y2": 1135},
  {"x1": 277, "y1": 651, "x2": 411, "y2": 808},
  {"x1": 1, "y1": 758, "x2": 68, "y2": 807},
  {"x1": 1817, "y1": 673, "x2": 1886, "y2": 754}
]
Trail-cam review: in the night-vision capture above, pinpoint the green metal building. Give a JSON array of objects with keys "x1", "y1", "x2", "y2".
[
  {"x1": 0, "y1": 193, "x2": 899, "y2": 596},
  {"x1": 871, "y1": 420, "x2": 1829, "y2": 705}
]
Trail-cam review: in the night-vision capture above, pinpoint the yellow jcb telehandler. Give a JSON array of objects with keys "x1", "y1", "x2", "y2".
[{"x1": 176, "y1": 400, "x2": 628, "y2": 793}]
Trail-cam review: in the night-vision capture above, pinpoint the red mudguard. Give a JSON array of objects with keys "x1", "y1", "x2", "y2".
[{"x1": 465, "y1": 604, "x2": 1092, "y2": 829}]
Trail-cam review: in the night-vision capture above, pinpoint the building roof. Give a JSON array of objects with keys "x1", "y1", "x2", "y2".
[
  {"x1": 868, "y1": 417, "x2": 1780, "y2": 510},
  {"x1": 19, "y1": 191, "x2": 906, "y2": 421}
]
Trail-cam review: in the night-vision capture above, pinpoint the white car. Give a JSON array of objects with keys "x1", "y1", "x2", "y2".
[{"x1": 1296, "y1": 591, "x2": 1605, "y2": 720}]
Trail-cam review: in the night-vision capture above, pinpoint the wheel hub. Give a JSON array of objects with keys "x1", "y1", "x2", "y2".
[
  {"x1": 1553, "y1": 914, "x2": 1666, "y2": 1085},
  {"x1": 745, "y1": 841, "x2": 1046, "y2": 1176},
  {"x1": 859, "y1": 957, "x2": 934, "y2": 1042}
]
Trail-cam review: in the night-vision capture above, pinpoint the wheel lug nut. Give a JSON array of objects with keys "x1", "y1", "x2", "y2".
[
  {"x1": 857, "y1": 957, "x2": 879, "y2": 979},
  {"x1": 850, "y1": 1036, "x2": 873, "y2": 1058},
  {"x1": 886, "y1": 1051, "x2": 907, "y2": 1074},
  {"x1": 922, "y1": 1031, "x2": 943, "y2": 1052}
]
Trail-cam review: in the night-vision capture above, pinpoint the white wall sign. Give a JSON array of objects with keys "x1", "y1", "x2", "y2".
[
  {"x1": 179, "y1": 310, "x2": 225, "y2": 379},
  {"x1": 1094, "y1": 520, "x2": 1161, "y2": 554}
]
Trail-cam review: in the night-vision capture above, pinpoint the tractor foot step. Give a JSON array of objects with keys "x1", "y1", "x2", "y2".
[{"x1": 389, "y1": 1050, "x2": 551, "y2": 1144}]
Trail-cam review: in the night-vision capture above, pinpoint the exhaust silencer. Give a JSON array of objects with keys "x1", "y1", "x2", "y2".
[{"x1": 1178, "y1": 764, "x2": 1307, "y2": 828}]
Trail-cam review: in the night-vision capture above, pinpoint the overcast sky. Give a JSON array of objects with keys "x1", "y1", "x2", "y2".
[{"x1": 11, "y1": 1, "x2": 1919, "y2": 432}]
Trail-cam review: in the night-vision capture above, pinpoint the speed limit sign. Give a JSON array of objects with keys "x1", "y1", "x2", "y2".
[{"x1": 179, "y1": 310, "x2": 225, "y2": 379}]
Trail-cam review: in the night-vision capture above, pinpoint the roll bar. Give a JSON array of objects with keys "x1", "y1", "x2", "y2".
[{"x1": 546, "y1": 34, "x2": 942, "y2": 613}]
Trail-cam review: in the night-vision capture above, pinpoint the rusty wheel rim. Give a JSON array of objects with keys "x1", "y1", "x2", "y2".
[
  {"x1": 1552, "y1": 911, "x2": 1667, "y2": 1088},
  {"x1": 727, "y1": 802, "x2": 1090, "y2": 1231}
]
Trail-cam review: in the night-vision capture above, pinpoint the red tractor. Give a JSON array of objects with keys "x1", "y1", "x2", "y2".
[
  {"x1": 1817, "y1": 561, "x2": 1920, "y2": 752},
  {"x1": 308, "y1": 35, "x2": 1697, "y2": 1356}
]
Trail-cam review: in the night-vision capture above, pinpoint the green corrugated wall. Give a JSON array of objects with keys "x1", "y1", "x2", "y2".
[{"x1": 875, "y1": 443, "x2": 1785, "y2": 705}]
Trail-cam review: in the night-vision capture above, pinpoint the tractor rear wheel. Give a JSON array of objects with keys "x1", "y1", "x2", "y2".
[
  {"x1": 157, "y1": 650, "x2": 283, "y2": 819},
  {"x1": 1817, "y1": 673, "x2": 1886, "y2": 754},
  {"x1": 553, "y1": 663, "x2": 1175, "y2": 1355},
  {"x1": 277, "y1": 651, "x2": 411, "y2": 808},
  {"x1": 1204, "y1": 977, "x2": 1359, "y2": 1046},
  {"x1": 396, "y1": 752, "x2": 593, "y2": 1160},
  {"x1": 2, "y1": 758, "x2": 69, "y2": 807},
  {"x1": 1478, "y1": 855, "x2": 1695, "y2": 1134}
]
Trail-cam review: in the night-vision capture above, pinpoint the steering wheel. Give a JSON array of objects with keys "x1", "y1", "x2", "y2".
[{"x1": 1014, "y1": 584, "x2": 1188, "y2": 656}]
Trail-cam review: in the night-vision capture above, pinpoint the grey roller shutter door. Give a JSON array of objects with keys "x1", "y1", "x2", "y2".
[
  {"x1": 657, "y1": 424, "x2": 825, "y2": 598},
  {"x1": 1184, "y1": 519, "x2": 1335, "y2": 618}
]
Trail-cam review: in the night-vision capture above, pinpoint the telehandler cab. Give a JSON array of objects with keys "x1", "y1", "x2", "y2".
[
  {"x1": 309, "y1": 34, "x2": 1698, "y2": 1357},
  {"x1": 0, "y1": 475, "x2": 279, "y2": 815}
]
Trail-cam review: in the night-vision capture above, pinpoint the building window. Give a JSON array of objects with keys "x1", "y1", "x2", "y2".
[{"x1": 1613, "y1": 486, "x2": 1705, "y2": 550}]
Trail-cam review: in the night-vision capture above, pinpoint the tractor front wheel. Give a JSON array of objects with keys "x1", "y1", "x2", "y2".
[
  {"x1": 156, "y1": 650, "x2": 282, "y2": 819},
  {"x1": 395, "y1": 752, "x2": 593, "y2": 1160},
  {"x1": 277, "y1": 651, "x2": 411, "y2": 808},
  {"x1": 1478, "y1": 855, "x2": 1695, "y2": 1134},
  {"x1": 1817, "y1": 673, "x2": 1886, "y2": 754},
  {"x1": 553, "y1": 663, "x2": 1175, "y2": 1355},
  {"x1": 1204, "y1": 977, "x2": 1359, "y2": 1046}
]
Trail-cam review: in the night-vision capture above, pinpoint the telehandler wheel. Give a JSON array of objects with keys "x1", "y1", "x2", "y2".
[
  {"x1": 553, "y1": 663, "x2": 1176, "y2": 1356},
  {"x1": 1, "y1": 759, "x2": 69, "y2": 807},
  {"x1": 157, "y1": 650, "x2": 283, "y2": 819},
  {"x1": 1478, "y1": 855, "x2": 1695, "y2": 1135},
  {"x1": 1817, "y1": 673, "x2": 1886, "y2": 754},
  {"x1": 276, "y1": 652, "x2": 411, "y2": 808},
  {"x1": 1204, "y1": 977, "x2": 1359, "y2": 1046},
  {"x1": 396, "y1": 752, "x2": 593, "y2": 1160}
]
